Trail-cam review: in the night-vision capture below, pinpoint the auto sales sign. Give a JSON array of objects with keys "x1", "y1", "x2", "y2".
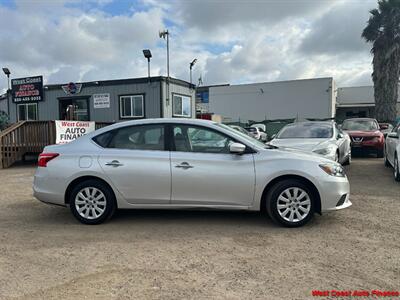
[
  {"x1": 11, "y1": 76, "x2": 44, "y2": 103},
  {"x1": 55, "y1": 120, "x2": 95, "y2": 144}
]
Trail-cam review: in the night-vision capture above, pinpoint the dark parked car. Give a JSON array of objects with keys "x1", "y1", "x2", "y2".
[{"x1": 341, "y1": 118, "x2": 384, "y2": 157}]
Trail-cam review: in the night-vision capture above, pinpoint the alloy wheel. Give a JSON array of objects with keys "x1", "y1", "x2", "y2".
[
  {"x1": 75, "y1": 187, "x2": 107, "y2": 220},
  {"x1": 276, "y1": 187, "x2": 311, "y2": 223}
]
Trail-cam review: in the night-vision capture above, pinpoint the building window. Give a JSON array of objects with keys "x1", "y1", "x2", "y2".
[
  {"x1": 17, "y1": 103, "x2": 38, "y2": 121},
  {"x1": 173, "y1": 94, "x2": 191, "y2": 117},
  {"x1": 120, "y1": 95, "x2": 144, "y2": 118}
]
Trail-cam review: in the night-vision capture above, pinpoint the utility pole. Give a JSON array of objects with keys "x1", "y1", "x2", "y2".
[{"x1": 159, "y1": 30, "x2": 170, "y2": 106}]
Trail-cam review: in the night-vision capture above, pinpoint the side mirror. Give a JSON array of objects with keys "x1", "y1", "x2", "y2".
[
  {"x1": 229, "y1": 142, "x2": 246, "y2": 154},
  {"x1": 380, "y1": 124, "x2": 389, "y2": 130},
  {"x1": 337, "y1": 133, "x2": 344, "y2": 139},
  {"x1": 387, "y1": 132, "x2": 399, "y2": 139}
]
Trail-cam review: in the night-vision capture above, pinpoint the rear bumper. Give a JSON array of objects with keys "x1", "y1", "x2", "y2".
[{"x1": 33, "y1": 168, "x2": 66, "y2": 206}]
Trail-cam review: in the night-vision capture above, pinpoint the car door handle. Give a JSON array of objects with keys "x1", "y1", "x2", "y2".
[
  {"x1": 105, "y1": 160, "x2": 124, "y2": 167},
  {"x1": 175, "y1": 162, "x2": 193, "y2": 169}
]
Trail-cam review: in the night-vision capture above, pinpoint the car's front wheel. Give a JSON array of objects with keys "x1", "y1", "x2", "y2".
[
  {"x1": 384, "y1": 147, "x2": 390, "y2": 167},
  {"x1": 265, "y1": 179, "x2": 315, "y2": 227},
  {"x1": 70, "y1": 179, "x2": 116, "y2": 225}
]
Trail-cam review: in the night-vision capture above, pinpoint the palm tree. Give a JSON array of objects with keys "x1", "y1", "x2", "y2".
[{"x1": 362, "y1": 0, "x2": 400, "y2": 123}]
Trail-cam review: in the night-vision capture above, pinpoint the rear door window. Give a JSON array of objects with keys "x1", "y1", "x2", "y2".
[{"x1": 94, "y1": 124, "x2": 165, "y2": 151}]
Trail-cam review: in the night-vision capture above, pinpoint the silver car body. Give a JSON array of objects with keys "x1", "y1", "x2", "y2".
[
  {"x1": 33, "y1": 119, "x2": 351, "y2": 213},
  {"x1": 269, "y1": 122, "x2": 351, "y2": 164},
  {"x1": 384, "y1": 123, "x2": 400, "y2": 171}
]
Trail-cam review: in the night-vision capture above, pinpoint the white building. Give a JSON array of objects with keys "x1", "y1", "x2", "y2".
[
  {"x1": 206, "y1": 77, "x2": 336, "y2": 122},
  {"x1": 336, "y1": 86, "x2": 400, "y2": 121},
  {"x1": 200, "y1": 79, "x2": 399, "y2": 123}
]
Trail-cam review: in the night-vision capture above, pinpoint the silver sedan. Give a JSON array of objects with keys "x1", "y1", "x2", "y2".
[
  {"x1": 33, "y1": 119, "x2": 351, "y2": 227},
  {"x1": 269, "y1": 121, "x2": 351, "y2": 165},
  {"x1": 384, "y1": 123, "x2": 400, "y2": 181}
]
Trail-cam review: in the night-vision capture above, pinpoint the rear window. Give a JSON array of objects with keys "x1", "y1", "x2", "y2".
[{"x1": 92, "y1": 132, "x2": 113, "y2": 148}]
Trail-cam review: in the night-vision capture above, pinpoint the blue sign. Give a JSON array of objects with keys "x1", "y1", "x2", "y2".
[{"x1": 196, "y1": 91, "x2": 209, "y2": 103}]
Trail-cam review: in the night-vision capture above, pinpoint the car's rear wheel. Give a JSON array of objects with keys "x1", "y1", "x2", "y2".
[
  {"x1": 70, "y1": 180, "x2": 116, "y2": 225},
  {"x1": 265, "y1": 179, "x2": 315, "y2": 227},
  {"x1": 394, "y1": 155, "x2": 400, "y2": 182}
]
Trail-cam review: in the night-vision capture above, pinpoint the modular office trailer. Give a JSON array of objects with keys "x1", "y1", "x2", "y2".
[
  {"x1": 1, "y1": 76, "x2": 196, "y2": 124},
  {"x1": 207, "y1": 77, "x2": 336, "y2": 122}
]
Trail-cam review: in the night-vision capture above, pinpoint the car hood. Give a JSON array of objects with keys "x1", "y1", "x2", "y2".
[
  {"x1": 269, "y1": 138, "x2": 333, "y2": 152},
  {"x1": 260, "y1": 145, "x2": 334, "y2": 165},
  {"x1": 343, "y1": 130, "x2": 381, "y2": 137}
]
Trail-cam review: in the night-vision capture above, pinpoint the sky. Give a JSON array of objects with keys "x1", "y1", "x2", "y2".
[{"x1": 0, "y1": 0, "x2": 378, "y2": 93}]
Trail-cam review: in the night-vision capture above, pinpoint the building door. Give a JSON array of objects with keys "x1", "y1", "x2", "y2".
[{"x1": 59, "y1": 98, "x2": 89, "y2": 121}]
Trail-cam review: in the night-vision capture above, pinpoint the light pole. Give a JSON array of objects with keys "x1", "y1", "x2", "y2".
[
  {"x1": 159, "y1": 29, "x2": 170, "y2": 105},
  {"x1": 189, "y1": 58, "x2": 197, "y2": 85},
  {"x1": 2, "y1": 68, "x2": 10, "y2": 91},
  {"x1": 142, "y1": 49, "x2": 152, "y2": 82}
]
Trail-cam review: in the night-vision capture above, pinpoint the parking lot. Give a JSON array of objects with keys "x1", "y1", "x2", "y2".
[{"x1": 0, "y1": 157, "x2": 399, "y2": 299}]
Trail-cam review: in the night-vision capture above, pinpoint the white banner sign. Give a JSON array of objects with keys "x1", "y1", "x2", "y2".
[
  {"x1": 93, "y1": 93, "x2": 110, "y2": 109},
  {"x1": 55, "y1": 120, "x2": 95, "y2": 144}
]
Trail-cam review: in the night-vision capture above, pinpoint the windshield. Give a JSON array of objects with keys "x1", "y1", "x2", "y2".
[
  {"x1": 342, "y1": 119, "x2": 378, "y2": 131},
  {"x1": 245, "y1": 127, "x2": 257, "y2": 133},
  {"x1": 277, "y1": 123, "x2": 333, "y2": 139},
  {"x1": 217, "y1": 124, "x2": 268, "y2": 148}
]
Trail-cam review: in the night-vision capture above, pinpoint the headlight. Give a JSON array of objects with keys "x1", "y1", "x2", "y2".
[
  {"x1": 313, "y1": 147, "x2": 335, "y2": 156},
  {"x1": 319, "y1": 163, "x2": 346, "y2": 177}
]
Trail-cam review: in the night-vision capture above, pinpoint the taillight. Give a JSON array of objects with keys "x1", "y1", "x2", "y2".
[{"x1": 38, "y1": 153, "x2": 59, "y2": 167}]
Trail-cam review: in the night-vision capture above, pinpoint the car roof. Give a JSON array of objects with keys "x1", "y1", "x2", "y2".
[
  {"x1": 103, "y1": 118, "x2": 217, "y2": 129},
  {"x1": 90, "y1": 118, "x2": 221, "y2": 136},
  {"x1": 343, "y1": 118, "x2": 376, "y2": 121},
  {"x1": 285, "y1": 121, "x2": 333, "y2": 126}
]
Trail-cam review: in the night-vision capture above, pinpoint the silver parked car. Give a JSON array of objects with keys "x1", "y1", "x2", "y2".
[
  {"x1": 269, "y1": 122, "x2": 351, "y2": 165},
  {"x1": 33, "y1": 119, "x2": 351, "y2": 227},
  {"x1": 384, "y1": 123, "x2": 400, "y2": 181}
]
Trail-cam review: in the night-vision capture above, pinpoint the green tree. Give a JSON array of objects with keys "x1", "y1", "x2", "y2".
[
  {"x1": 0, "y1": 111, "x2": 8, "y2": 131},
  {"x1": 362, "y1": 0, "x2": 400, "y2": 123}
]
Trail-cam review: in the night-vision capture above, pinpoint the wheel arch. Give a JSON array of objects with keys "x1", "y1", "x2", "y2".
[
  {"x1": 260, "y1": 175, "x2": 321, "y2": 214},
  {"x1": 64, "y1": 175, "x2": 117, "y2": 206}
]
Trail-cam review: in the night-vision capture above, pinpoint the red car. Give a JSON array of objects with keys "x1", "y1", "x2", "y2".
[{"x1": 341, "y1": 118, "x2": 385, "y2": 158}]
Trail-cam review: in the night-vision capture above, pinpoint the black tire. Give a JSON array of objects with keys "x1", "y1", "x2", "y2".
[
  {"x1": 384, "y1": 148, "x2": 390, "y2": 167},
  {"x1": 377, "y1": 149, "x2": 384, "y2": 158},
  {"x1": 265, "y1": 179, "x2": 315, "y2": 227},
  {"x1": 69, "y1": 179, "x2": 117, "y2": 225},
  {"x1": 394, "y1": 155, "x2": 400, "y2": 182},
  {"x1": 343, "y1": 152, "x2": 351, "y2": 166}
]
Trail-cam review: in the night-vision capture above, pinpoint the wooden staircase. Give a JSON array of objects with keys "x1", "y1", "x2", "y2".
[{"x1": 0, "y1": 121, "x2": 112, "y2": 168}]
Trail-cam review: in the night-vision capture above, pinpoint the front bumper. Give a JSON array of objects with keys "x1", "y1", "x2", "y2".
[
  {"x1": 351, "y1": 140, "x2": 384, "y2": 151},
  {"x1": 317, "y1": 175, "x2": 352, "y2": 212}
]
